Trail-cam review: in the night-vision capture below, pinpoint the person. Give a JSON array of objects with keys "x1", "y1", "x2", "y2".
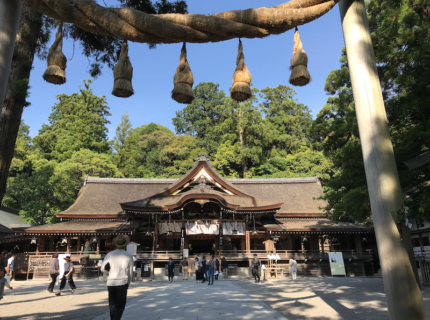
[
  {"x1": 0, "y1": 251, "x2": 7, "y2": 269},
  {"x1": 201, "y1": 256, "x2": 207, "y2": 283},
  {"x1": 47, "y1": 253, "x2": 60, "y2": 293},
  {"x1": 207, "y1": 255, "x2": 216, "y2": 285},
  {"x1": 194, "y1": 257, "x2": 202, "y2": 283},
  {"x1": 167, "y1": 258, "x2": 175, "y2": 283},
  {"x1": 289, "y1": 259, "x2": 297, "y2": 280},
  {"x1": 221, "y1": 257, "x2": 228, "y2": 279},
  {"x1": 6, "y1": 253, "x2": 15, "y2": 281},
  {"x1": 56, "y1": 256, "x2": 76, "y2": 296},
  {"x1": 181, "y1": 258, "x2": 189, "y2": 280},
  {"x1": 215, "y1": 259, "x2": 220, "y2": 280},
  {"x1": 251, "y1": 254, "x2": 260, "y2": 283},
  {"x1": 101, "y1": 234, "x2": 134, "y2": 320},
  {"x1": 0, "y1": 267, "x2": 13, "y2": 308}
]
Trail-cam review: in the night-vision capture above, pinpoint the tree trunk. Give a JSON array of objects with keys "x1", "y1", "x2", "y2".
[{"x1": 0, "y1": 7, "x2": 42, "y2": 204}]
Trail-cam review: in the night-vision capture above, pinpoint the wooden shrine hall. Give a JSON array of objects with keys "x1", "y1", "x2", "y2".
[{"x1": 11, "y1": 155, "x2": 373, "y2": 278}]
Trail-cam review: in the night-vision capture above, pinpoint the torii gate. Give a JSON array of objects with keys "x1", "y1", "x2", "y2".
[{"x1": 0, "y1": 0, "x2": 426, "y2": 318}]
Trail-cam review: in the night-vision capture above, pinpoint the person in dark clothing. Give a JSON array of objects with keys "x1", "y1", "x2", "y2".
[
  {"x1": 47, "y1": 253, "x2": 60, "y2": 293},
  {"x1": 167, "y1": 258, "x2": 175, "y2": 283},
  {"x1": 201, "y1": 256, "x2": 207, "y2": 283},
  {"x1": 215, "y1": 259, "x2": 220, "y2": 280},
  {"x1": 0, "y1": 251, "x2": 8, "y2": 269},
  {"x1": 221, "y1": 257, "x2": 228, "y2": 279},
  {"x1": 56, "y1": 256, "x2": 76, "y2": 296},
  {"x1": 251, "y1": 254, "x2": 260, "y2": 283}
]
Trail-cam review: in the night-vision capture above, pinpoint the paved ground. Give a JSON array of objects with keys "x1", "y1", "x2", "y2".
[
  {"x1": 2, "y1": 277, "x2": 430, "y2": 319},
  {"x1": 0, "y1": 279, "x2": 157, "y2": 319}
]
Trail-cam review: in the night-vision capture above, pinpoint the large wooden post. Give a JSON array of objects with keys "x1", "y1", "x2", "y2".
[
  {"x1": 339, "y1": 0, "x2": 425, "y2": 318},
  {"x1": 355, "y1": 234, "x2": 363, "y2": 254},
  {"x1": 0, "y1": 0, "x2": 22, "y2": 114}
]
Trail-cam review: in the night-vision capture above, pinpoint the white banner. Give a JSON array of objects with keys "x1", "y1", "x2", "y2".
[
  {"x1": 158, "y1": 222, "x2": 182, "y2": 234},
  {"x1": 223, "y1": 222, "x2": 245, "y2": 235},
  {"x1": 186, "y1": 221, "x2": 220, "y2": 235}
]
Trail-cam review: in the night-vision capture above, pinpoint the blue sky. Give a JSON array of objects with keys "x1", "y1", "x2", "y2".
[{"x1": 24, "y1": 0, "x2": 345, "y2": 139}]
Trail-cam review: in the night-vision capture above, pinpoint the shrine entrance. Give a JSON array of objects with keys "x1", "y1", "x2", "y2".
[{"x1": 188, "y1": 235, "x2": 217, "y2": 256}]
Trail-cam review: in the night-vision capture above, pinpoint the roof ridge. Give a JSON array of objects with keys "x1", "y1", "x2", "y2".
[{"x1": 85, "y1": 176, "x2": 319, "y2": 184}]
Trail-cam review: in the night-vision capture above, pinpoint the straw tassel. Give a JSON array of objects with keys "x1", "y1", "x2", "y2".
[
  {"x1": 289, "y1": 28, "x2": 311, "y2": 86},
  {"x1": 43, "y1": 23, "x2": 67, "y2": 85},
  {"x1": 231, "y1": 39, "x2": 252, "y2": 102},
  {"x1": 172, "y1": 42, "x2": 194, "y2": 104},
  {"x1": 112, "y1": 41, "x2": 134, "y2": 98}
]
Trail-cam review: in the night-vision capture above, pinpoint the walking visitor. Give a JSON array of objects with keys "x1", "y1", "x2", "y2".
[
  {"x1": 251, "y1": 254, "x2": 260, "y2": 283},
  {"x1": 6, "y1": 253, "x2": 15, "y2": 281},
  {"x1": 167, "y1": 258, "x2": 175, "y2": 283},
  {"x1": 215, "y1": 258, "x2": 220, "y2": 280},
  {"x1": 201, "y1": 256, "x2": 207, "y2": 283},
  {"x1": 195, "y1": 257, "x2": 202, "y2": 283},
  {"x1": 221, "y1": 257, "x2": 228, "y2": 279},
  {"x1": 56, "y1": 256, "x2": 76, "y2": 296},
  {"x1": 47, "y1": 253, "x2": 60, "y2": 293},
  {"x1": 0, "y1": 251, "x2": 7, "y2": 269},
  {"x1": 207, "y1": 255, "x2": 215, "y2": 285},
  {"x1": 290, "y1": 259, "x2": 297, "y2": 280},
  {"x1": 182, "y1": 257, "x2": 189, "y2": 280},
  {"x1": 0, "y1": 267, "x2": 13, "y2": 312},
  {"x1": 101, "y1": 234, "x2": 134, "y2": 320}
]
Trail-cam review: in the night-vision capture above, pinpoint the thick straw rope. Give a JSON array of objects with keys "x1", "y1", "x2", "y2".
[{"x1": 22, "y1": 0, "x2": 337, "y2": 44}]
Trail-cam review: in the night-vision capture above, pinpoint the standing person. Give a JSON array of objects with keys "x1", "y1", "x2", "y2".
[
  {"x1": 221, "y1": 257, "x2": 228, "y2": 279},
  {"x1": 289, "y1": 259, "x2": 297, "y2": 280},
  {"x1": 167, "y1": 258, "x2": 175, "y2": 283},
  {"x1": 6, "y1": 253, "x2": 15, "y2": 281},
  {"x1": 101, "y1": 234, "x2": 133, "y2": 320},
  {"x1": 181, "y1": 258, "x2": 189, "y2": 280},
  {"x1": 47, "y1": 253, "x2": 60, "y2": 293},
  {"x1": 207, "y1": 255, "x2": 215, "y2": 285},
  {"x1": 201, "y1": 256, "x2": 207, "y2": 283},
  {"x1": 56, "y1": 256, "x2": 76, "y2": 296},
  {"x1": 0, "y1": 251, "x2": 7, "y2": 269},
  {"x1": 215, "y1": 259, "x2": 220, "y2": 280},
  {"x1": 194, "y1": 257, "x2": 201, "y2": 283},
  {"x1": 0, "y1": 267, "x2": 13, "y2": 311},
  {"x1": 251, "y1": 254, "x2": 260, "y2": 283}
]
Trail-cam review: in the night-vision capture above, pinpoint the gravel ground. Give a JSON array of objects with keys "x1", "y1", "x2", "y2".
[
  {"x1": 237, "y1": 277, "x2": 430, "y2": 320},
  {"x1": 0, "y1": 278, "x2": 157, "y2": 320}
]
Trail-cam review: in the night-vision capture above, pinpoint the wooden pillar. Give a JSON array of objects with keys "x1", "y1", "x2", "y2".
[
  {"x1": 355, "y1": 234, "x2": 363, "y2": 254},
  {"x1": 152, "y1": 222, "x2": 158, "y2": 253},
  {"x1": 77, "y1": 237, "x2": 81, "y2": 254},
  {"x1": 287, "y1": 235, "x2": 293, "y2": 251},
  {"x1": 240, "y1": 234, "x2": 246, "y2": 253},
  {"x1": 339, "y1": 0, "x2": 424, "y2": 318},
  {"x1": 0, "y1": 0, "x2": 22, "y2": 108},
  {"x1": 35, "y1": 238, "x2": 40, "y2": 254},
  {"x1": 96, "y1": 238, "x2": 100, "y2": 254},
  {"x1": 39, "y1": 237, "x2": 46, "y2": 252},
  {"x1": 320, "y1": 236, "x2": 325, "y2": 254},
  {"x1": 301, "y1": 236, "x2": 305, "y2": 253},
  {"x1": 245, "y1": 231, "x2": 250, "y2": 254},
  {"x1": 66, "y1": 238, "x2": 70, "y2": 254},
  {"x1": 49, "y1": 236, "x2": 54, "y2": 252}
]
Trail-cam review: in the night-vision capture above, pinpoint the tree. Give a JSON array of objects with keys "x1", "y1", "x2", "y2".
[
  {"x1": 172, "y1": 82, "x2": 226, "y2": 157},
  {"x1": 9, "y1": 121, "x2": 33, "y2": 177},
  {"x1": 260, "y1": 85, "x2": 313, "y2": 157},
  {"x1": 113, "y1": 111, "x2": 132, "y2": 154},
  {"x1": 33, "y1": 80, "x2": 111, "y2": 161}
]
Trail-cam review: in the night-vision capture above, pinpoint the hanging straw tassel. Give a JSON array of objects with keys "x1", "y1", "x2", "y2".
[
  {"x1": 172, "y1": 42, "x2": 194, "y2": 104},
  {"x1": 112, "y1": 41, "x2": 134, "y2": 98},
  {"x1": 43, "y1": 23, "x2": 67, "y2": 85},
  {"x1": 289, "y1": 27, "x2": 311, "y2": 86},
  {"x1": 231, "y1": 40, "x2": 252, "y2": 102}
]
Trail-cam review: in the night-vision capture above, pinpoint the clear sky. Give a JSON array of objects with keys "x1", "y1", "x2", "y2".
[{"x1": 23, "y1": 0, "x2": 346, "y2": 139}]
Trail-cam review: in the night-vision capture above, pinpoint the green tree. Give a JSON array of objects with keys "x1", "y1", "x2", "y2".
[
  {"x1": 113, "y1": 111, "x2": 132, "y2": 154},
  {"x1": 33, "y1": 80, "x2": 111, "y2": 161},
  {"x1": 172, "y1": 82, "x2": 226, "y2": 157},
  {"x1": 9, "y1": 121, "x2": 33, "y2": 177},
  {"x1": 259, "y1": 85, "x2": 313, "y2": 157}
]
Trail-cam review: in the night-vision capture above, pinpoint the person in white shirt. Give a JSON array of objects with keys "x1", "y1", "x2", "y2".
[
  {"x1": 56, "y1": 256, "x2": 76, "y2": 296},
  {"x1": 101, "y1": 234, "x2": 133, "y2": 320},
  {"x1": 289, "y1": 259, "x2": 297, "y2": 280},
  {"x1": 6, "y1": 254, "x2": 15, "y2": 281}
]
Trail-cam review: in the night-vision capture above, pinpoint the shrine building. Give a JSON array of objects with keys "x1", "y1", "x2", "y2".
[{"x1": 10, "y1": 155, "x2": 373, "y2": 278}]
